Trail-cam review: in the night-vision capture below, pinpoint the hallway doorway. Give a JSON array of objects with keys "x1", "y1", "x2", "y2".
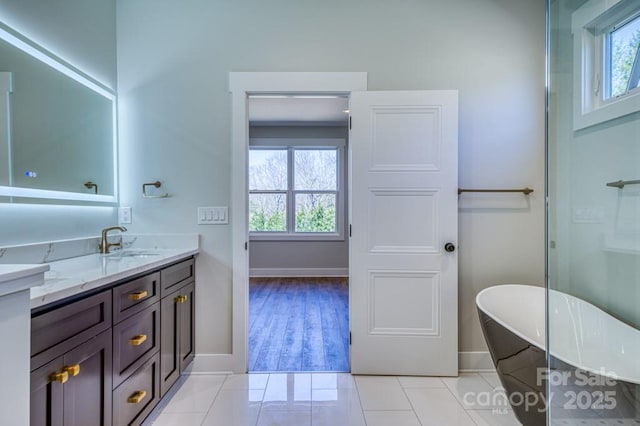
[{"x1": 246, "y1": 94, "x2": 350, "y2": 373}]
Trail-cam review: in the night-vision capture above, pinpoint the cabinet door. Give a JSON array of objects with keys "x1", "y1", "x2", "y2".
[
  {"x1": 30, "y1": 357, "x2": 64, "y2": 426},
  {"x1": 160, "y1": 281, "x2": 195, "y2": 397},
  {"x1": 62, "y1": 329, "x2": 113, "y2": 426},
  {"x1": 160, "y1": 289, "x2": 179, "y2": 397},
  {"x1": 178, "y1": 282, "x2": 195, "y2": 372}
]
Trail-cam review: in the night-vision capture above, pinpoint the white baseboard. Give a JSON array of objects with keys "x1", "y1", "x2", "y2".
[
  {"x1": 191, "y1": 351, "x2": 495, "y2": 374},
  {"x1": 191, "y1": 354, "x2": 238, "y2": 374},
  {"x1": 250, "y1": 267, "x2": 349, "y2": 277},
  {"x1": 458, "y1": 351, "x2": 495, "y2": 372}
]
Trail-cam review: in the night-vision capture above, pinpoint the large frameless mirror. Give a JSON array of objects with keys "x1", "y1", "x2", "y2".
[{"x1": 0, "y1": 22, "x2": 117, "y2": 204}]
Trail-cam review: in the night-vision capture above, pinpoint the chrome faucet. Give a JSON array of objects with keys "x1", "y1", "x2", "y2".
[{"x1": 99, "y1": 226, "x2": 127, "y2": 254}]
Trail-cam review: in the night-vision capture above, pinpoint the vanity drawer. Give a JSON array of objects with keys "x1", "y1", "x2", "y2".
[
  {"x1": 113, "y1": 352, "x2": 160, "y2": 426},
  {"x1": 113, "y1": 302, "x2": 160, "y2": 388},
  {"x1": 160, "y1": 258, "x2": 194, "y2": 296},
  {"x1": 31, "y1": 290, "x2": 112, "y2": 370},
  {"x1": 113, "y1": 272, "x2": 160, "y2": 323}
]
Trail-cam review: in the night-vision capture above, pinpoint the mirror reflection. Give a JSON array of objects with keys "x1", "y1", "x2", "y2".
[{"x1": 0, "y1": 24, "x2": 116, "y2": 203}]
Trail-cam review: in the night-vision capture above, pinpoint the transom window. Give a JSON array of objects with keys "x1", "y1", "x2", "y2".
[
  {"x1": 605, "y1": 13, "x2": 640, "y2": 100},
  {"x1": 249, "y1": 145, "x2": 342, "y2": 239},
  {"x1": 572, "y1": 0, "x2": 640, "y2": 129}
]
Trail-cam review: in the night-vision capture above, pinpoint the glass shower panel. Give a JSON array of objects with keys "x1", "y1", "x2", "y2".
[{"x1": 548, "y1": 0, "x2": 640, "y2": 424}]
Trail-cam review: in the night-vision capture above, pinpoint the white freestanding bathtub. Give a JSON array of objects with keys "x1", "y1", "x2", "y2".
[{"x1": 476, "y1": 284, "x2": 640, "y2": 425}]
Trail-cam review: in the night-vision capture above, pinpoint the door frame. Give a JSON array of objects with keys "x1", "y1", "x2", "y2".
[{"x1": 228, "y1": 72, "x2": 368, "y2": 373}]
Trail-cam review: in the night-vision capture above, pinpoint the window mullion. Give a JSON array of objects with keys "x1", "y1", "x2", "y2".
[
  {"x1": 249, "y1": 190, "x2": 287, "y2": 195},
  {"x1": 287, "y1": 147, "x2": 295, "y2": 234},
  {"x1": 293, "y1": 190, "x2": 337, "y2": 195}
]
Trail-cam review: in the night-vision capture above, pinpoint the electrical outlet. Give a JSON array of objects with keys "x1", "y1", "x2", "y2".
[{"x1": 119, "y1": 206, "x2": 132, "y2": 224}]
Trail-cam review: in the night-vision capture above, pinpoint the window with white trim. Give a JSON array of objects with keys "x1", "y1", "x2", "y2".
[
  {"x1": 606, "y1": 13, "x2": 640, "y2": 99},
  {"x1": 572, "y1": 0, "x2": 640, "y2": 130},
  {"x1": 249, "y1": 142, "x2": 343, "y2": 240}
]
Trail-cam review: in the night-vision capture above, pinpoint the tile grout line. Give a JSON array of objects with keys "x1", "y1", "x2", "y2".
[
  {"x1": 352, "y1": 376, "x2": 370, "y2": 425},
  {"x1": 397, "y1": 376, "x2": 426, "y2": 426},
  {"x1": 253, "y1": 372, "x2": 272, "y2": 425},
  {"x1": 196, "y1": 374, "x2": 228, "y2": 426}
]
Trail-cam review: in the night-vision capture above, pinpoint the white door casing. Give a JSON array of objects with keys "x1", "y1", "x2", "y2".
[
  {"x1": 226, "y1": 72, "x2": 368, "y2": 373},
  {"x1": 349, "y1": 90, "x2": 459, "y2": 375}
]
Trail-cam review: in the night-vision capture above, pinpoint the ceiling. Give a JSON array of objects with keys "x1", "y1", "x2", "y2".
[{"x1": 248, "y1": 96, "x2": 349, "y2": 125}]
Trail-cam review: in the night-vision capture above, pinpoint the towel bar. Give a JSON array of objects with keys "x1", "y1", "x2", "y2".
[
  {"x1": 458, "y1": 187, "x2": 534, "y2": 195},
  {"x1": 606, "y1": 179, "x2": 640, "y2": 189}
]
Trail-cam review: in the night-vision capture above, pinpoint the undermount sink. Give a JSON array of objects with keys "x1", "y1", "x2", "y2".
[{"x1": 104, "y1": 250, "x2": 161, "y2": 258}]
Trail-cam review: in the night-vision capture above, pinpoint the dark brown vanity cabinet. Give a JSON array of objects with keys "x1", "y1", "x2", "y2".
[
  {"x1": 112, "y1": 291, "x2": 161, "y2": 425},
  {"x1": 30, "y1": 256, "x2": 196, "y2": 426},
  {"x1": 113, "y1": 353, "x2": 160, "y2": 426},
  {"x1": 30, "y1": 292, "x2": 113, "y2": 426},
  {"x1": 160, "y1": 259, "x2": 195, "y2": 397}
]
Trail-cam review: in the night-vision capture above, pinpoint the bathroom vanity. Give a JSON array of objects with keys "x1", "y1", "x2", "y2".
[
  {"x1": 0, "y1": 265, "x2": 49, "y2": 426},
  {"x1": 14, "y1": 236, "x2": 199, "y2": 426}
]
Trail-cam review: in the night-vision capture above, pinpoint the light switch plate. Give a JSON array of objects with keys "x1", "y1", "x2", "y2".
[
  {"x1": 119, "y1": 206, "x2": 132, "y2": 224},
  {"x1": 572, "y1": 206, "x2": 604, "y2": 223},
  {"x1": 198, "y1": 206, "x2": 228, "y2": 225}
]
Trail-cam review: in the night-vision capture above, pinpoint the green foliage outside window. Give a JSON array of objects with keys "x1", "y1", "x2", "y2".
[
  {"x1": 249, "y1": 209, "x2": 286, "y2": 232},
  {"x1": 296, "y1": 204, "x2": 336, "y2": 232},
  {"x1": 610, "y1": 23, "x2": 640, "y2": 97},
  {"x1": 249, "y1": 204, "x2": 336, "y2": 233}
]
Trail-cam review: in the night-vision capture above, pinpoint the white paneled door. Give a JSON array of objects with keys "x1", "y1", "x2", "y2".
[{"x1": 349, "y1": 91, "x2": 459, "y2": 375}]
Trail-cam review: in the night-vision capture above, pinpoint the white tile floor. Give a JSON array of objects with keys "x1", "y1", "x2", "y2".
[{"x1": 143, "y1": 372, "x2": 523, "y2": 426}]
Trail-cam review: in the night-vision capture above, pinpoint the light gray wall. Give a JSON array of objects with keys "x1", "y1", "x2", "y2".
[
  {"x1": 117, "y1": 0, "x2": 545, "y2": 358},
  {"x1": 0, "y1": 0, "x2": 118, "y2": 246},
  {"x1": 249, "y1": 125, "x2": 349, "y2": 273},
  {"x1": 549, "y1": 0, "x2": 640, "y2": 327}
]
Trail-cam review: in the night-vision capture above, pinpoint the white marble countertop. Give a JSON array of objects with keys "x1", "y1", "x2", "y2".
[
  {"x1": 31, "y1": 247, "x2": 198, "y2": 309},
  {"x1": 0, "y1": 264, "x2": 50, "y2": 284},
  {"x1": 0, "y1": 264, "x2": 50, "y2": 297},
  {"x1": 0, "y1": 234, "x2": 199, "y2": 309}
]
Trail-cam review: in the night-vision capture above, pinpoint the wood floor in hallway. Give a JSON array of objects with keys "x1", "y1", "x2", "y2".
[{"x1": 248, "y1": 277, "x2": 349, "y2": 372}]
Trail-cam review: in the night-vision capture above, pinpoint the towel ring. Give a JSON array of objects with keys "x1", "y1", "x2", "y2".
[{"x1": 142, "y1": 181, "x2": 169, "y2": 198}]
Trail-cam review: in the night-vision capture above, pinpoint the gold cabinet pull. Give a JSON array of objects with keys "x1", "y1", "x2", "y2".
[
  {"x1": 63, "y1": 364, "x2": 80, "y2": 377},
  {"x1": 129, "y1": 334, "x2": 148, "y2": 346},
  {"x1": 175, "y1": 294, "x2": 188, "y2": 304},
  {"x1": 128, "y1": 290, "x2": 148, "y2": 301},
  {"x1": 50, "y1": 371, "x2": 69, "y2": 384},
  {"x1": 127, "y1": 390, "x2": 147, "y2": 404}
]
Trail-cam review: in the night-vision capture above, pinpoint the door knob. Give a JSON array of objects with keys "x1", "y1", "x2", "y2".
[{"x1": 444, "y1": 242, "x2": 456, "y2": 253}]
